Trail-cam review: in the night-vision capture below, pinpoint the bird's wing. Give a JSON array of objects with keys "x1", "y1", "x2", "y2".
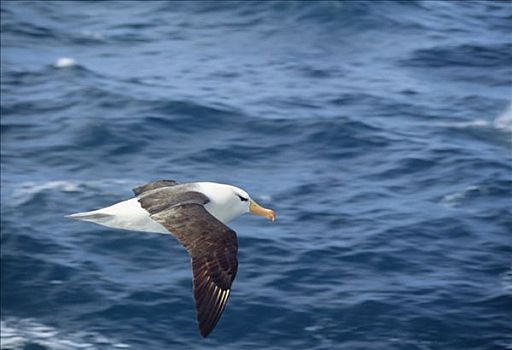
[
  {"x1": 138, "y1": 193, "x2": 238, "y2": 337},
  {"x1": 136, "y1": 184, "x2": 207, "y2": 214},
  {"x1": 133, "y1": 179, "x2": 179, "y2": 196}
]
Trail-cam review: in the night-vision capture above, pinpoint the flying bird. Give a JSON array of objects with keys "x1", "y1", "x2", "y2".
[{"x1": 67, "y1": 180, "x2": 276, "y2": 337}]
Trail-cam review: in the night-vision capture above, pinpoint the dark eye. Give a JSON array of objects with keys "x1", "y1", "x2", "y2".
[{"x1": 237, "y1": 194, "x2": 248, "y2": 202}]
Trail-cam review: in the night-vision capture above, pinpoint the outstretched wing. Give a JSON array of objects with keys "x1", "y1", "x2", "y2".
[
  {"x1": 138, "y1": 192, "x2": 238, "y2": 337},
  {"x1": 133, "y1": 179, "x2": 179, "y2": 196}
]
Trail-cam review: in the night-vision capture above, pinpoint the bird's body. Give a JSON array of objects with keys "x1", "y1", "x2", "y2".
[
  {"x1": 67, "y1": 180, "x2": 275, "y2": 337},
  {"x1": 68, "y1": 182, "x2": 251, "y2": 233}
]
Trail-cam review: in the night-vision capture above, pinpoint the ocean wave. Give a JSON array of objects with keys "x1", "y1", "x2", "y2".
[
  {"x1": 440, "y1": 185, "x2": 482, "y2": 207},
  {"x1": 0, "y1": 317, "x2": 130, "y2": 350},
  {"x1": 438, "y1": 104, "x2": 512, "y2": 135},
  {"x1": 404, "y1": 43, "x2": 512, "y2": 68},
  {"x1": 2, "y1": 0, "x2": 511, "y2": 348},
  {"x1": 8, "y1": 179, "x2": 136, "y2": 206},
  {"x1": 302, "y1": 119, "x2": 391, "y2": 151},
  {"x1": 502, "y1": 265, "x2": 512, "y2": 296},
  {"x1": 439, "y1": 180, "x2": 512, "y2": 208},
  {"x1": 141, "y1": 99, "x2": 242, "y2": 131},
  {"x1": 80, "y1": 30, "x2": 106, "y2": 41}
]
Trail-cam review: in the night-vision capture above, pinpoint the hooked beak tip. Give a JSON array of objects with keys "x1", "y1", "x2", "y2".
[{"x1": 250, "y1": 201, "x2": 276, "y2": 222}]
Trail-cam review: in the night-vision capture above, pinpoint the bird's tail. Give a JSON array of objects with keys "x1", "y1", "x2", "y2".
[{"x1": 66, "y1": 210, "x2": 113, "y2": 223}]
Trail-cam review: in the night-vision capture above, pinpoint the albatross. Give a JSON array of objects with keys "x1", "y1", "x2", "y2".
[{"x1": 67, "y1": 179, "x2": 276, "y2": 337}]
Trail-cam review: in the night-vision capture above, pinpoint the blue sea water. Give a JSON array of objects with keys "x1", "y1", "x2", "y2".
[{"x1": 1, "y1": 1, "x2": 511, "y2": 349}]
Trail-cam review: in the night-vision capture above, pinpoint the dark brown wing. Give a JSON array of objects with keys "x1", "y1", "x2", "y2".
[
  {"x1": 139, "y1": 197, "x2": 238, "y2": 338},
  {"x1": 133, "y1": 179, "x2": 179, "y2": 196}
]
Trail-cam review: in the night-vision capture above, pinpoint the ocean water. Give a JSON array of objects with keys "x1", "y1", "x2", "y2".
[{"x1": 1, "y1": 1, "x2": 511, "y2": 349}]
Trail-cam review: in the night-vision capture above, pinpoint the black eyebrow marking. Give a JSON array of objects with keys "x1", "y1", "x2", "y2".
[{"x1": 237, "y1": 194, "x2": 248, "y2": 202}]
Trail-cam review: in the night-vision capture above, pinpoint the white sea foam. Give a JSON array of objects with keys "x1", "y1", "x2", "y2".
[
  {"x1": 493, "y1": 104, "x2": 512, "y2": 132},
  {"x1": 9, "y1": 179, "x2": 135, "y2": 206},
  {"x1": 10, "y1": 180, "x2": 80, "y2": 206},
  {"x1": 443, "y1": 104, "x2": 512, "y2": 133},
  {"x1": 447, "y1": 119, "x2": 489, "y2": 128},
  {"x1": 258, "y1": 194, "x2": 273, "y2": 202},
  {"x1": 54, "y1": 57, "x2": 76, "y2": 68},
  {"x1": 304, "y1": 325, "x2": 323, "y2": 332},
  {"x1": 440, "y1": 185, "x2": 481, "y2": 207},
  {"x1": 0, "y1": 317, "x2": 130, "y2": 350}
]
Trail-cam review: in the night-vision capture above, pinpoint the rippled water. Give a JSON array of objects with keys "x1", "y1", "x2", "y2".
[{"x1": 1, "y1": 1, "x2": 511, "y2": 349}]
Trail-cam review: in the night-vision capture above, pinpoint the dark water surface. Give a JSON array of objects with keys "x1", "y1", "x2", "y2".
[{"x1": 1, "y1": 1, "x2": 511, "y2": 349}]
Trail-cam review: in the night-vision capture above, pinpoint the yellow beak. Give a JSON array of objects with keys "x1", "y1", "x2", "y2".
[{"x1": 249, "y1": 200, "x2": 276, "y2": 222}]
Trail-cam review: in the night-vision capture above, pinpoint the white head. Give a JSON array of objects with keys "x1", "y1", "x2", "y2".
[
  {"x1": 197, "y1": 182, "x2": 276, "y2": 223},
  {"x1": 231, "y1": 186, "x2": 276, "y2": 221}
]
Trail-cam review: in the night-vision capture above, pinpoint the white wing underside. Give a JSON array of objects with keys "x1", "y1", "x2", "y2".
[{"x1": 67, "y1": 198, "x2": 169, "y2": 234}]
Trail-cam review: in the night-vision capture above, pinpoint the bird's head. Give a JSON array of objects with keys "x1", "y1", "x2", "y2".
[{"x1": 232, "y1": 188, "x2": 276, "y2": 222}]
